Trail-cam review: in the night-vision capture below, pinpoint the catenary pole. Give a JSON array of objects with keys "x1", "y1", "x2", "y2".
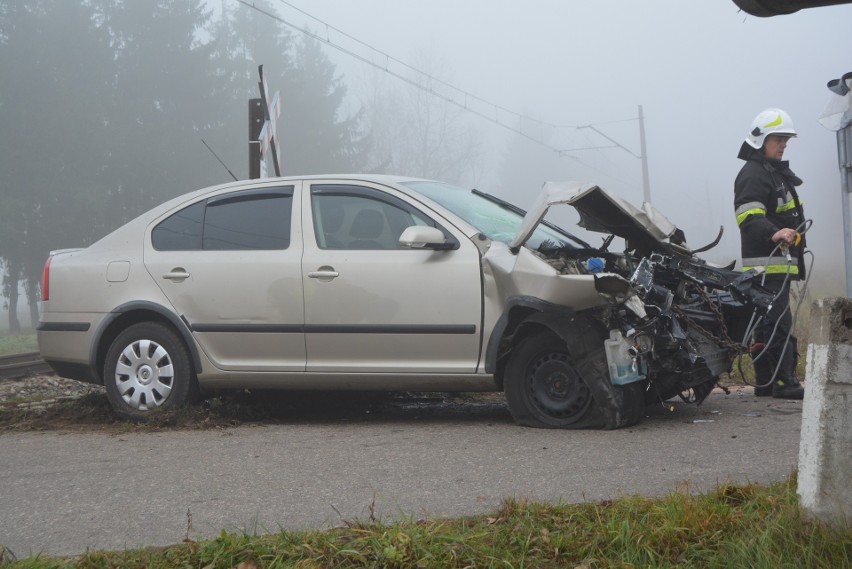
[{"x1": 638, "y1": 105, "x2": 651, "y2": 205}]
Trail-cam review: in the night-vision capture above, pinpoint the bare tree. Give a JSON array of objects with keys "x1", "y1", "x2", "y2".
[{"x1": 361, "y1": 52, "x2": 484, "y2": 186}]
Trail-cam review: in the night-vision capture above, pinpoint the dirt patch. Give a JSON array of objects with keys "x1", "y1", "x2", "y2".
[
  {"x1": 1, "y1": 373, "x2": 755, "y2": 434},
  {"x1": 0, "y1": 374, "x2": 510, "y2": 433}
]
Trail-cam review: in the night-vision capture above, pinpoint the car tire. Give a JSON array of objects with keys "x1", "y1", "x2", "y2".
[
  {"x1": 617, "y1": 380, "x2": 647, "y2": 428},
  {"x1": 504, "y1": 331, "x2": 596, "y2": 428},
  {"x1": 103, "y1": 322, "x2": 197, "y2": 420}
]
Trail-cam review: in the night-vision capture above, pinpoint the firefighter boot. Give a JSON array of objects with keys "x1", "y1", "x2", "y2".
[
  {"x1": 772, "y1": 376, "x2": 804, "y2": 399},
  {"x1": 771, "y1": 343, "x2": 804, "y2": 400}
]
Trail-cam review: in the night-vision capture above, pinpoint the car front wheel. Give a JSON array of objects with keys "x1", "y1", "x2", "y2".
[
  {"x1": 504, "y1": 332, "x2": 595, "y2": 428},
  {"x1": 104, "y1": 322, "x2": 196, "y2": 419}
]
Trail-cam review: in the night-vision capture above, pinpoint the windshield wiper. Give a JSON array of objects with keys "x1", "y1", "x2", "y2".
[{"x1": 471, "y1": 189, "x2": 591, "y2": 248}]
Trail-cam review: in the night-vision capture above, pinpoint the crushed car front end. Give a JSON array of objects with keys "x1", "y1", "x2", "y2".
[{"x1": 474, "y1": 182, "x2": 775, "y2": 428}]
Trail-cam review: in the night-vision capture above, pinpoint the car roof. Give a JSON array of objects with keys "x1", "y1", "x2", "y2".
[{"x1": 150, "y1": 174, "x2": 437, "y2": 215}]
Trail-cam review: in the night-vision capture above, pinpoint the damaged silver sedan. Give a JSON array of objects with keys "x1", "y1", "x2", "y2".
[{"x1": 37, "y1": 175, "x2": 772, "y2": 427}]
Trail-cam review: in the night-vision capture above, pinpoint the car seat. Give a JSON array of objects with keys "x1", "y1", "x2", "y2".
[
  {"x1": 318, "y1": 202, "x2": 345, "y2": 248},
  {"x1": 348, "y1": 209, "x2": 385, "y2": 249}
]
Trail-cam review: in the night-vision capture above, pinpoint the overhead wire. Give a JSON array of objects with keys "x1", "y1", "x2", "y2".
[
  {"x1": 567, "y1": 126, "x2": 637, "y2": 189},
  {"x1": 235, "y1": 0, "x2": 563, "y2": 146},
  {"x1": 234, "y1": 0, "x2": 641, "y2": 185},
  {"x1": 273, "y1": 0, "x2": 578, "y2": 131}
]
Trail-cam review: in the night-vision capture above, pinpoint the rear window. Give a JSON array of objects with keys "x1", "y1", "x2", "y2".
[{"x1": 152, "y1": 187, "x2": 293, "y2": 251}]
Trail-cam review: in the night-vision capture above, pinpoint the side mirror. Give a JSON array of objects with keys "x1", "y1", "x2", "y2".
[{"x1": 398, "y1": 226, "x2": 454, "y2": 250}]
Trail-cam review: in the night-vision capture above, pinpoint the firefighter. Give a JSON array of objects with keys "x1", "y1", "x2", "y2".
[{"x1": 734, "y1": 108, "x2": 805, "y2": 400}]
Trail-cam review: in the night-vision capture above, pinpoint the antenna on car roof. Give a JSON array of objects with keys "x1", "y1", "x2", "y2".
[{"x1": 201, "y1": 138, "x2": 239, "y2": 182}]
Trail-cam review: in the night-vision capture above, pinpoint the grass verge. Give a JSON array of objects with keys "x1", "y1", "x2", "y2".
[
  {"x1": 2, "y1": 475, "x2": 850, "y2": 568},
  {"x1": 0, "y1": 333, "x2": 37, "y2": 356}
]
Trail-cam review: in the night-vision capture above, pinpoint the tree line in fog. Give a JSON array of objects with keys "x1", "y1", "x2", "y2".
[{"x1": 0, "y1": 0, "x2": 483, "y2": 331}]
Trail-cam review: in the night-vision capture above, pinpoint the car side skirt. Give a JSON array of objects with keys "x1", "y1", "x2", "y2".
[
  {"x1": 198, "y1": 372, "x2": 497, "y2": 392},
  {"x1": 190, "y1": 324, "x2": 477, "y2": 334}
]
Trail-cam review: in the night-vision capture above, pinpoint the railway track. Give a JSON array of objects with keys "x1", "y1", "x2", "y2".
[{"x1": 0, "y1": 352, "x2": 53, "y2": 380}]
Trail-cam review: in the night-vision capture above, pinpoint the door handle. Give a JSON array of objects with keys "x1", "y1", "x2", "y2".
[
  {"x1": 307, "y1": 266, "x2": 339, "y2": 280},
  {"x1": 162, "y1": 268, "x2": 190, "y2": 282}
]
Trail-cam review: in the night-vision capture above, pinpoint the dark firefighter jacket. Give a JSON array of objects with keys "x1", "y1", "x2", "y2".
[{"x1": 734, "y1": 143, "x2": 806, "y2": 279}]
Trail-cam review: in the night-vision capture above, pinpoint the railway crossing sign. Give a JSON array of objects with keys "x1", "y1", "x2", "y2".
[{"x1": 248, "y1": 65, "x2": 281, "y2": 178}]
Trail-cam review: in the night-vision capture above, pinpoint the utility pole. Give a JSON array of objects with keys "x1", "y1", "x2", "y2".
[
  {"x1": 840, "y1": 126, "x2": 852, "y2": 297},
  {"x1": 820, "y1": 71, "x2": 852, "y2": 297},
  {"x1": 638, "y1": 105, "x2": 651, "y2": 204}
]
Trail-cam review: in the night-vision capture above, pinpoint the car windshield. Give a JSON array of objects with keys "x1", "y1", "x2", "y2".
[{"x1": 403, "y1": 181, "x2": 584, "y2": 250}]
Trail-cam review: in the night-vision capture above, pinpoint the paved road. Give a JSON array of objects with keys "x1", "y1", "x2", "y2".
[{"x1": 0, "y1": 388, "x2": 803, "y2": 558}]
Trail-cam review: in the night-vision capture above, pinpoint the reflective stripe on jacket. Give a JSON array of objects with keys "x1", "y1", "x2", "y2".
[{"x1": 741, "y1": 257, "x2": 800, "y2": 275}]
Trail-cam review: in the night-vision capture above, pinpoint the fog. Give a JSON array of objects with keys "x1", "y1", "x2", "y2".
[
  {"x1": 1, "y1": 1, "x2": 851, "y2": 329},
  {"x1": 297, "y1": 0, "x2": 852, "y2": 293}
]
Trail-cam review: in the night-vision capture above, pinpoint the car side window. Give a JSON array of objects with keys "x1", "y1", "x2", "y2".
[
  {"x1": 311, "y1": 185, "x2": 453, "y2": 250},
  {"x1": 151, "y1": 201, "x2": 204, "y2": 250},
  {"x1": 152, "y1": 187, "x2": 293, "y2": 251}
]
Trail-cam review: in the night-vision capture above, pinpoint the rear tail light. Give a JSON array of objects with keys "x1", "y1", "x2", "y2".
[{"x1": 41, "y1": 255, "x2": 52, "y2": 301}]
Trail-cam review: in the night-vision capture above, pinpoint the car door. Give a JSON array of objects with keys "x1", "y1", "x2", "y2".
[
  {"x1": 302, "y1": 181, "x2": 483, "y2": 373},
  {"x1": 143, "y1": 184, "x2": 306, "y2": 372}
]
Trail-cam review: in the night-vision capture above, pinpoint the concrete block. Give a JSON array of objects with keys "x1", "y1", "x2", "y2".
[{"x1": 798, "y1": 297, "x2": 852, "y2": 527}]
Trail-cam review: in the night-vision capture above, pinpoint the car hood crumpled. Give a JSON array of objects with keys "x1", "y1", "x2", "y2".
[{"x1": 509, "y1": 181, "x2": 692, "y2": 256}]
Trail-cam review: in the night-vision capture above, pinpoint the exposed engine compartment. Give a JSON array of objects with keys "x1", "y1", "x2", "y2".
[
  {"x1": 533, "y1": 235, "x2": 777, "y2": 407},
  {"x1": 513, "y1": 182, "x2": 780, "y2": 408}
]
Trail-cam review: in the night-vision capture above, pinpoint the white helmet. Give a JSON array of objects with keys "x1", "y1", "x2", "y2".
[{"x1": 745, "y1": 108, "x2": 797, "y2": 149}]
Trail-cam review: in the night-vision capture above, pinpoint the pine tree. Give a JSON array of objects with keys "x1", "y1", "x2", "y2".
[
  {"x1": 0, "y1": 0, "x2": 370, "y2": 328},
  {"x1": 0, "y1": 0, "x2": 116, "y2": 329}
]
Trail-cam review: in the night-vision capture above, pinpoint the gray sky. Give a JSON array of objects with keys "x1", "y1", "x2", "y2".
[{"x1": 269, "y1": 0, "x2": 852, "y2": 293}]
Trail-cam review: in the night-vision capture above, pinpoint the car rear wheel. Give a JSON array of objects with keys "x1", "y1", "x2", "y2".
[
  {"x1": 504, "y1": 332, "x2": 595, "y2": 428},
  {"x1": 104, "y1": 322, "x2": 197, "y2": 420}
]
